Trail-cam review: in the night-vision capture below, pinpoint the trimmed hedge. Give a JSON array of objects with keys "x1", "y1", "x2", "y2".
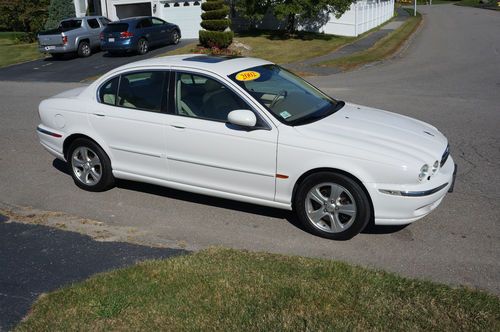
[
  {"x1": 200, "y1": 19, "x2": 231, "y2": 32},
  {"x1": 201, "y1": 0, "x2": 224, "y2": 11},
  {"x1": 199, "y1": 0, "x2": 232, "y2": 48},
  {"x1": 201, "y1": 7, "x2": 230, "y2": 20},
  {"x1": 199, "y1": 30, "x2": 234, "y2": 49}
]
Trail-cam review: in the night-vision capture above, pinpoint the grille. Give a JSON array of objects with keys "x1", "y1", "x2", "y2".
[{"x1": 440, "y1": 144, "x2": 450, "y2": 167}]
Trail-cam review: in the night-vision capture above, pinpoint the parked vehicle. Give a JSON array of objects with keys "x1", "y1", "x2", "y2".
[
  {"x1": 36, "y1": 55, "x2": 456, "y2": 240},
  {"x1": 38, "y1": 16, "x2": 110, "y2": 58},
  {"x1": 100, "y1": 16, "x2": 181, "y2": 55}
]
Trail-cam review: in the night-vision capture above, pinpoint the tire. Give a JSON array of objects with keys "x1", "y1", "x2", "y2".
[
  {"x1": 171, "y1": 30, "x2": 180, "y2": 45},
  {"x1": 77, "y1": 41, "x2": 91, "y2": 57},
  {"x1": 137, "y1": 38, "x2": 149, "y2": 55},
  {"x1": 294, "y1": 172, "x2": 371, "y2": 240},
  {"x1": 67, "y1": 138, "x2": 114, "y2": 192}
]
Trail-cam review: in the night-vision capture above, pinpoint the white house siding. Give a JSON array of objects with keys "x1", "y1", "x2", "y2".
[
  {"x1": 159, "y1": 1, "x2": 203, "y2": 39},
  {"x1": 321, "y1": 0, "x2": 395, "y2": 37}
]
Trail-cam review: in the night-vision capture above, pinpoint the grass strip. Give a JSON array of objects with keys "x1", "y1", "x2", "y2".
[
  {"x1": 317, "y1": 10, "x2": 423, "y2": 71},
  {"x1": 17, "y1": 247, "x2": 500, "y2": 331},
  {"x1": 163, "y1": 30, "x2": 357, "y2": 65},
  {"x1": 0, "y1": 32, "x2": 43, "y2": 68}
]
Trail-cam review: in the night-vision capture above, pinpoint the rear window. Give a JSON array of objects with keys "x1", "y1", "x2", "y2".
[
  {"x1": 104, "y1": 23, "x2": 129, "y2": 33},
  {"x1": 59, "y1": 19, "x2": 82, "y2": 30},
  {"x1": 87, "y1": 18, "x2": 100, "y2": 29}
]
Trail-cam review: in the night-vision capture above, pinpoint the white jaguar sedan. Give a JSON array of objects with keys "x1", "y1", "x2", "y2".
[{"x1": 37, "y1": 55, "x2": 456, "y2": 240}]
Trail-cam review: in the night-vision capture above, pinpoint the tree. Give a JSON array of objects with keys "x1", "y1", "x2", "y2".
[
  {"x1": 274, "y1": 0, "x2": 354, "y2": 34},
  {"x1": 199, "y1": 0, "x2": 233, "y2": 49},
  {"x1": 0, "y1": 0, "x2": 49, "y2": 33},
  {"x1": 44, "y1": 0, "x2": 75, "y2": 29},
  {"x1": 233, "y1": 0, "x2": 354, "y2": 34}
]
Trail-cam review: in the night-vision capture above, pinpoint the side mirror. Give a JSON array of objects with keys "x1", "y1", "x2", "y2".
[{"x1": 227, "y1": 110, "x2": 257, "y2": 128}]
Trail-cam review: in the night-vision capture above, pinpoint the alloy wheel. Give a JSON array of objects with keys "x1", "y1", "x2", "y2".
[{"x1": 71, "y1": 146, "x2": 102, "y2": 186}]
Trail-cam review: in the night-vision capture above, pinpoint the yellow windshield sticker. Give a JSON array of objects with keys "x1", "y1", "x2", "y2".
[{"x1": 236, "y1": 71, "x2": 261, "y2": 81}]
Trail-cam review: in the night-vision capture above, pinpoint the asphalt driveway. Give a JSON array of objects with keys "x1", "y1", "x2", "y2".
[
  {"x1": 0, "y1": 39, "x2": 194, "y2": 83},
  {"x1": 0, "y1": 214, "x2": 186, "y2": 331},
  {"x1": 0, "y1": 4, "x2": 498, "y2": 297}
]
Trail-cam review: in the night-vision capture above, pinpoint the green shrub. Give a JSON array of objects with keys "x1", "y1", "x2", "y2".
[
  {"x1": 200, "y1": 19, "x2": 231, "y2": 32},
  {"x1": 201, "y1": 7, "x2": 230, "y2": 20},
  {"x1": 199, "y1": 30, "x2": 234, "y2": 49},
  {"x1": 201, "y1": 0, "x2": 224, "y2": 11},
  {"x1": 44, "y1": 0, "x2": 75, "y2": 29},
  {"x1": 199, "y1": 0, "x2": 233, "y2": 48}
]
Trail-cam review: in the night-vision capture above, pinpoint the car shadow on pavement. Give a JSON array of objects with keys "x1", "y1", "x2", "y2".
[{"x1": 52, "y1": 159, "x2": 406, "y2": 237}]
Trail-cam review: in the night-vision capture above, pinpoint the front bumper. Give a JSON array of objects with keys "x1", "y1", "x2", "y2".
[{"x1": 367, "y1": 156, "x2": 456, "y2": 225}]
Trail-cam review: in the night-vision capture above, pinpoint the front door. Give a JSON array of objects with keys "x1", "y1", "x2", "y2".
[
  {"x1": 89, "y1": 70, "x2": 169, "y2": 180},
  {"x1": 164, "y1": 71, "x2": 278, "y2": 201}
]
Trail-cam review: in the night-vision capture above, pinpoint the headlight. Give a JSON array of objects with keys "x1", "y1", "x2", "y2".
[
  {"x1": 418, "y1": 164, "x2": 429, "y2": 181},
  {"x1": 432, "y1": 160, "x2": 439, "y2": 174}
]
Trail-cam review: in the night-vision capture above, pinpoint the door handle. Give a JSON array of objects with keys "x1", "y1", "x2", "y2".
[
  {"x1": 171, "y1": 123, "x2": 185, "y2": 129},
  {"x1": 93, "y1": 113, "x2": 105, "y2": 117}
]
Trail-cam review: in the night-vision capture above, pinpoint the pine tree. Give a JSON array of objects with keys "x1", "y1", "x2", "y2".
[
  {"x1": 199, "y1": 0, "x2": 233, "y2": 49},
  {"x1": 44, "y1": 0, "x2": 75, "y2": 29}
]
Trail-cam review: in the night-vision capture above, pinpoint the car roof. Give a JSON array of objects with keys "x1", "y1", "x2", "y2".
[
  {"x1": 115, "y1": 54, "x2": 273, "y2": 77},
  {"x1": 112, "y1": 16, "x2": 152, "y2": 24}
]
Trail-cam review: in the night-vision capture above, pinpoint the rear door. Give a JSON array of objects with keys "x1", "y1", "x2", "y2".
[
  {"x1": 89, "y1": 70, "x2": 169, "y2": 180},
  {"x1": 137, "y1": 18, "x2": 155, "y2": 44},
  {"x1": 86, "y1": 18, "x2": 101, "y2": 47}
]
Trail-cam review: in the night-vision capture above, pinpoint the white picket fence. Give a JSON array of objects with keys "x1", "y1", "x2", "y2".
[{"x1": 321, "y1": 0, "x2": 395, "y2": 37}]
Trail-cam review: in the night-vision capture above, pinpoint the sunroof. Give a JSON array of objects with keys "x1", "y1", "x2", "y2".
[{"x1": 182, "y1": 55, "x2": 238, "y2": 63}]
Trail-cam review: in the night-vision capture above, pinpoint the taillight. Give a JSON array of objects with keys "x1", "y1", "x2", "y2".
[
  {"x1": 120, "y1": 31, "x2": 134, "y2": 39},
  {"x1": 62, "y1": 35, "x2": 68, "y2": 45},
  {"x1": 99, "y1": 32, "x2": 104, "y2": 40}
]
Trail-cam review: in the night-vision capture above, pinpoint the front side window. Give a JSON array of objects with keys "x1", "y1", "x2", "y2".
[
  {"x1": 87, "y1": 18, "x2": 100, "y2": 29},
  {"x1": 115, "y1": 71, "x2": 166, "y2": 112},
  {"x1": 99, "y1": 77, "x2": 119, "y2": 106},
  {"x1": 152, "y1": 18, "x2": 165, "y2": 26},
  {"x1": 175, "y1": 72, "x2": 249, "y2": 121},
  {"x1": 229, "y1": 65, "x2": 344, "y2": 126}
]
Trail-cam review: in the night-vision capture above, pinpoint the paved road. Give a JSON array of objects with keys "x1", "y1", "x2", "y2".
[
  {"x1": 0, "y1": 39, "x2": 194, "y2": 82},
  {"x1": 0, "y1": 5, "x2": 498, "y2": 295},
  {"x1": 0, "y1": 214, "x2": 186, "y2": 331}
]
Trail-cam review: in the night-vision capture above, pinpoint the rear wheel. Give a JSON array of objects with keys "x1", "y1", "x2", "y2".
[
  {"x1": 77, "y1": 41, "x2": 91, "y2": 57},
  {"x1": 294, "y1": 172, "x2": 371, "y2": 240},
  {"x1": 137, "y1": 38, "x2": 149, "y2": 55},
  {"x1": 67, "y1": 139, "x2": 114, "y2": 192}
]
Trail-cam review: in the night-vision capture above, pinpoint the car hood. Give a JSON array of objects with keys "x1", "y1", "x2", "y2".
[{"x1": 294, "y1": 103, "x2": 448, "y2": 165}]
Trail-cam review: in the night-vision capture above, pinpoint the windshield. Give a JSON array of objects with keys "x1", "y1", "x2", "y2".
[{"x1": 229, "y1": 65, "x2": 344, "y2": 126}]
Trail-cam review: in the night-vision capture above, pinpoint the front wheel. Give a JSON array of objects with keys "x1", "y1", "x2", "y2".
[
  {"x1": 67, "y1": 139, "x2": 114, "y2": 192},
  {"x1": 294, "y1": 172, "x2": 371, "y2": 240},
  {"x1": 171, "y1": 30, "x2": 180, "y2": 45}
]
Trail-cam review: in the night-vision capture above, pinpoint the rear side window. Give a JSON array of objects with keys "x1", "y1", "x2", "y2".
[
  {"x1": 137, "y1": 18, "x2": 152, "y2": 28},
  {"x1": 87, "y1": 19, "x2": 100, "y2": 29},
  {"x1": 99, "y1": 17, "x2": 111, "y2": 26},
  {"x1": 60, "y1": 19, "x2": 82, "y2": 29},
  {"x1": 116, "y1": 71, "x2": 166, "y2": 112},
  {"x1": 99, "y1": 77, "x2": 119, "y2": 105},
  {"x1": 104, "y1": 23, "x2": 129, "y2": 32}
]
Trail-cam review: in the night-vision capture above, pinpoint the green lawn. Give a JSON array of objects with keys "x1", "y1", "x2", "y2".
[
  {"x1": 318, "y1": 10, "x2": 422, "y2": 71},
  {"x1": 17, "y1": 248, "x2": 500, "y2": 331},
  {"x1": 0, "y1": 32, "x2": 43, "y2": 68},
  {"x1": 164, "y1": 31, "x2": 356, "y2": 65},
  {"x1": 455, "y1": 0, "x2": 500, "y2": 8}
]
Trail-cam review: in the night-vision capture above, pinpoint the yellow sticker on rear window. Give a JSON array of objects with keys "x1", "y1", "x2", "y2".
[{"x1": 235, "y1": 71, "x2": 261, "y2": 81}]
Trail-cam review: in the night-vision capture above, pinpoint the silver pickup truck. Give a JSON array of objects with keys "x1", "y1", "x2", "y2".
[{"x1": 38, "y1": 16, "x2": 110, "y2": 58}]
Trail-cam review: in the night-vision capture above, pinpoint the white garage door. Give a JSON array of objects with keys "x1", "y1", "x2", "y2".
[{"x1": 159, "y1": 1, "x2": 203, "y2": 39}]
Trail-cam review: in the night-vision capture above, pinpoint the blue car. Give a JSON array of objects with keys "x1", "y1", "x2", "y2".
[{"x1": 100, "y1": 16, "x2": 181, "y2": 55}]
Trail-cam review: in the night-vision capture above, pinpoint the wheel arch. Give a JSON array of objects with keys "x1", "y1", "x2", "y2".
[
  {"x1": 63, "y1": 133, "x2": 109, "y2": 161},
  {"x1": 291, "y1": 167, "x2": 374, "y2": 219}
]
